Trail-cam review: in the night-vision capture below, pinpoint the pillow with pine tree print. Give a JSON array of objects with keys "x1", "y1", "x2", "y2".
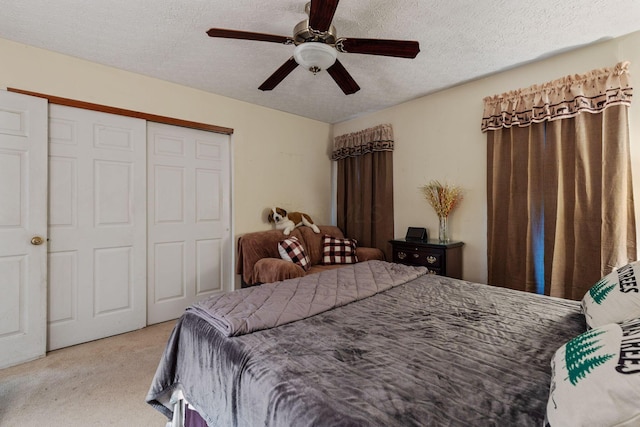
[
  {"x1": 581, "y1": 261, "x2": 640, "y2": 329},
  {"x1": 545, "y1": 318, "x2": 640, "y2": 427}
]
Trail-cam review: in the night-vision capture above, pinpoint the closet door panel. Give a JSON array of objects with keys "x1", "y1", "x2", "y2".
[
  {"x1": 154, "y1": 165, "x2": 185, "y2": 223},
  {"x1": 196, "y1": 239, "x2": 223, "y2": 294},
  {"x1": 153, "y1": 241, "x2": 186, "y2": 301},
  {"x1": 47, "y1": 250, "x2": 77, "y2": 324},
  {"x1": 147, "y1": 123, "x2": 231, "y2": 324},
  {"x1": 47, "y1": 105, "x2": 146, "y2": 351}
]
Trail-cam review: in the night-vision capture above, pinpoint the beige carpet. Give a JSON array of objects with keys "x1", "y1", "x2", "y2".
[{"x1": 0, "y1": 320, "x2": 176, "y2": 427}]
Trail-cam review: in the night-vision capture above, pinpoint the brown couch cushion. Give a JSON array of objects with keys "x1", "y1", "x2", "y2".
[
  {"x1": 236, "y1": 228, "x2": 305, "y2": 284},
  {"x1": 253, "y1": 258, "x2": 306, "y2": 284},
  {"x1": 355, "y1": 247, "x2": 385, "y2": 262}
]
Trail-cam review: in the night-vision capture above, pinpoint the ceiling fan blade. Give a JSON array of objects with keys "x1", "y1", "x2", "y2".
[
  {"x1": 337, "y1": 38, "x2": 420, "y2": 58},
  {"x1": 206, "y1": 28, "x2": 294, "y2": 45},
  {"x1": 327, "y1": 59, "x2": 360, "y2": 95},
  {"x1": 309, "y1": 0, "x2": 340, "y2": 33},
  {"x1": 258, "y1": 57, "x2": 299, "y2": 91}
]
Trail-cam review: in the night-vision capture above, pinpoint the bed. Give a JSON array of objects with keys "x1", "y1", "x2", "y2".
[{"x1": 146, "y1": 260, "x2": 587, "y2": 426}]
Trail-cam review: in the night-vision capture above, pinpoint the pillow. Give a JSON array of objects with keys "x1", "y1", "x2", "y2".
[
  {"x1": 322, "y1": 234, "x2": 358, "y2": 265},
  {"x1": 278, "y1": 236, "x2": 310, "y2": 271},
  {"x1": 581, "y1": 261, "x2": 640, "y2": 329},
  {"x1": 546, "y1": 318, "x2": 640, "y2": 427}
]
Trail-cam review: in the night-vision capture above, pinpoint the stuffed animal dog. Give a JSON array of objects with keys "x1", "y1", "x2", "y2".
[{"x1": 267, "y1": 207, "x2": 320, "y2": 235}]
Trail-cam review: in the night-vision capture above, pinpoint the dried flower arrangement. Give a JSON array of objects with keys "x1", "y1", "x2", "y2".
[{"x1": 420, "y1": 180, "x2": 463, "y2": 218}]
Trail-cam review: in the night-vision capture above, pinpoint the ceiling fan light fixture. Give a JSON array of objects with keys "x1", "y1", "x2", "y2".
[{"x1": 293, "y1": 42, "x2": 337, "y2": 74}]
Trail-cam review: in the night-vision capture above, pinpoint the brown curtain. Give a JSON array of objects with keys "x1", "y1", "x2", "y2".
[
  {"x1": 332, "y1": 124, "x2": 394, "y2": 260},
  {"x1": 484, "y1": 62, "x2": 636, "y2": 300},
  {"x1": 487, "y1": 124, "x2": 546, "y2": 294}
]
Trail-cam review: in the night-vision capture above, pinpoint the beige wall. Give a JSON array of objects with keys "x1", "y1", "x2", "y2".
[
  {"x1": 333, "y1": 31, "x2": 640, "y2": 284},
  {"x1": 0, "y1": 37, "x2": 333, "y2": 244}
]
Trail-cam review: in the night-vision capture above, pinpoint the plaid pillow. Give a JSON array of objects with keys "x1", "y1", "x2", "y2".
[
  {"x1": 278, "y1": 236, "x2": 311, "y2": 271},
  {"x1": 322, "y1": 234, "x2": 358, "y2": 265}
]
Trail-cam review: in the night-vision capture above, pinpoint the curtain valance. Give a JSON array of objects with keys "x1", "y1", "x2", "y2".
[
  {"x1": 481, "y1": 61, "x2": 633, "y2": 132},
  {"x1": 331, "y1": 123, "x2": 394, "y2": 160}
]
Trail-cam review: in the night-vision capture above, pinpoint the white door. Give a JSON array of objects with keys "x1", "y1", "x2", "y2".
[
  {"x1": 147, "y1": 122, "x2": 232, "y2": 324},
  {"x1": 0, "y1": 90, "x2": 48, "y2": 369},
  {"x1": 47, "y1": 105, "x2": 146, "y2": 350}
]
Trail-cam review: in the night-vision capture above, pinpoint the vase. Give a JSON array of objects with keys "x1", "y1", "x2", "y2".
[{"x1": 438, "y1": 216, "x2": 449, "y2": 243}]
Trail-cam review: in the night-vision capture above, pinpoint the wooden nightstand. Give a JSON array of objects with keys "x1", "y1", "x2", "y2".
[{"x1": 390, "y1": 239, "x2": 464, "y2": 279}]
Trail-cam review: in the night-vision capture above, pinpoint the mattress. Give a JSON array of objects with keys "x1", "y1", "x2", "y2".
[{"x1": 147, "y1": 261, "x2": 585, "y2": 426}]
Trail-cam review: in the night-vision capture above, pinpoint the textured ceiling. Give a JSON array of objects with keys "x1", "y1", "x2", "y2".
[{"x1": 2, "y1": 1, "x2": 640, "y2": 124}]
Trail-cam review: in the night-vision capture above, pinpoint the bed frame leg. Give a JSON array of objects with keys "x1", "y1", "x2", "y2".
[{"x1": 167, "y1": 390, "x2": 185, "y2": 427}]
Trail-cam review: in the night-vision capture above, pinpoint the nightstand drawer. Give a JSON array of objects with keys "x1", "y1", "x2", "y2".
[{"x1": 394, "y1": 247, "x2": 442, "y2": 267}]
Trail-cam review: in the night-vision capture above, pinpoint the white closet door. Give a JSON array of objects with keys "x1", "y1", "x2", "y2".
[
  {"x1": 0, "y1": 91, "x2": 48, "y2": 369},
  {"x1": 147, "y1": 122, "x2": 232, "y2": 324},
  {"x1": 47, "y1": 105, "x2": 146, "y2": 350}
]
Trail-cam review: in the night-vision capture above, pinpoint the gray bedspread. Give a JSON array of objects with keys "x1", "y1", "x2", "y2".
[
  {"x1": 187, "y1": 261, "x2": 426, "y2": 336},
  {"x1": 147, "y1": 261, "x2": 585, "y2": 427}
]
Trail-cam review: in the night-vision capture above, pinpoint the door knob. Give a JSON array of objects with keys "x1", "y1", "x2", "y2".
[{"x1": 31, "y1": 236, "x2": 45, "y2": 245}]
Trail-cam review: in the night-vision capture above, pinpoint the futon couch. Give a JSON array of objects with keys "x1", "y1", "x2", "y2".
[{"x1": 236, "y1": 225, "x2": 385, "y2": 287}]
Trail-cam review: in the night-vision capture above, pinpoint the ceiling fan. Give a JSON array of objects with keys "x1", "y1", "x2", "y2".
[{"x1": 206, "y1": 0, "x2": 420, "y2": 95}]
